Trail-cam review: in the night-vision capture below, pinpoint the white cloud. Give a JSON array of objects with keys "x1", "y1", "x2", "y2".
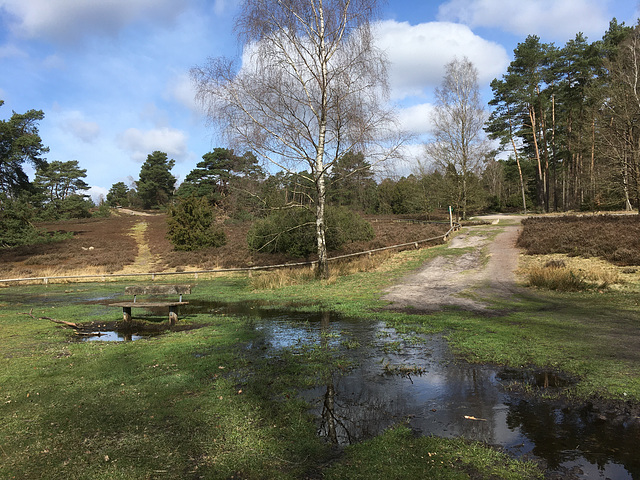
[
  {"x1": 375, "y1": 20, "x2": 509, "y2": 100},
  {"x1": 48, "y1": 108, "x2": 101, "y2": 143},
  {"x1": 64, "y1": 120, "x2": 100, "y2": 144},
  {"x1": 87, "y1": 185, "x2": 109, "y2": 205},
  {"x1": 438, "y1": 0, "x2": 612, "y2": 42},
  {"x1": 398, "y1": 103, "x2": 435, "y2": 136},
  {"x1": 0, "y1": 0, "x2": 190, "y2": 43},
  {"x1": 165, "y1": 73, "x2": 200, "y2": 113},
  {"x1": 118, "y1": 127, "x2": 188, "y2": 162}
]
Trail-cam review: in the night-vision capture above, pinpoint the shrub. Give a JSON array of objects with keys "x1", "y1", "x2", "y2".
[
  {"x1": 518, "y1": 215, "x2": 640, "y2": 265},
  {"x1": 325, "y1": 205, "x2": 375, "y2": 250},
  {"x1": 166, "y1": 196, "x2": 226, "y2": 251},
  {"x1": 0, "y1": 195, "x2": 72, "y2": 247},
  {"x1": 247, "y1": 206, "x2": 375, "y2": 256},
  {"x1": 527, "y1": 265, "x2": 588, "y2": 291}
]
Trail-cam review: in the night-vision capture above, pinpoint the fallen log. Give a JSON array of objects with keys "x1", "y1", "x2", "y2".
[{"x1": 20, "y1": 309, "x2": 80, "y2": 329}]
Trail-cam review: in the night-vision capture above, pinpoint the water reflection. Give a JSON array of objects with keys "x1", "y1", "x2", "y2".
[
  {"x1": 81, "y1": 331, "x2": 146, "y2": 342},
  {"x1": 240, "y1": 306, "x2": 638, "y2": 480}
]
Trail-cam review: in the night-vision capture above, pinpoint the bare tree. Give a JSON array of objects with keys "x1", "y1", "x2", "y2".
[
  {"x1": 191, "y1": 0, "x2": 402, "y2": 278},
  {"x1": 597, "y1": 24, "x2": 640, "y2": 212},
  {"x1": 424, "y1": 57, "x2": 489, "y2": 220}
]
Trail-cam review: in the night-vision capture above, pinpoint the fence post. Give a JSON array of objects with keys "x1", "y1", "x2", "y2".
[{"x1": 449, "y1": 206, "x2": 453, "y2": 229}]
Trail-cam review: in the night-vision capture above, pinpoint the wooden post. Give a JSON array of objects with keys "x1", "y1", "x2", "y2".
[
  {"x1": 169, "y1": 306, "x2": 178, "y2": 326},
  {"x1": 449, "y1": 206, "x2": 453, "y2": 228}
]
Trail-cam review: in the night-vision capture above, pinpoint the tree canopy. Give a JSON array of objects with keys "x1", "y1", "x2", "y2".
[
  {"x1": 136, "y1": 151, "x2": 176, "y2": 209},
  {"x1": 192, "y1": 0, "x2": 400, "y2": 278},
  {"x1": 0, "y1": 100, "x2": 49, "y2": 197}
]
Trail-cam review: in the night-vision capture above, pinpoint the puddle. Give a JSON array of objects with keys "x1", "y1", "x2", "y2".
[
  {"x1": 71, "y1": 320, "x2": 198, "y2": 342},
  {"x1": 26, "y1": 293, "x2": 640, "y2": 478},
  {"x1": 203, "y1": 302, "x2": 639, "y2": 480},
  {"x1": 82, "y1": 331, "x2": 147, "y2": 342}
]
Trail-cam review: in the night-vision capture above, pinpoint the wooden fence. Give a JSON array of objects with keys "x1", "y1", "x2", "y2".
[{"x1": 0, "y1": 223, "x2": 459, "y2": 286}]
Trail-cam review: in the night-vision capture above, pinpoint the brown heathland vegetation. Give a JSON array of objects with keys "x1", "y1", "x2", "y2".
[
  {"x1": 0, "y1": 213, "x2": 450, "y2": 279},
  {"x1": 517, "y1": 215, "x2": 640, "y2": 266}
]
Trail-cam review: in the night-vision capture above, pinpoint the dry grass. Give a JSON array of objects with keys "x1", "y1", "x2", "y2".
[
  {"x1": 516, "y1": 214, "x2": 640, "y2": 291},
  {"x1": 247, "y1": 251, "x2": 396, "y2": 289},
  {"x1": 249, "y1": 266, "x2": 317, "y2": 289},
  {"x1": 519, "y1": 254, "x2": 624, "y2": 291},
  {"x1": 147, "y1": 214, "x2": 447, "y2": 272},
  {"x1": 0, "y1": 216, "x2": 138, "y2": 280}
]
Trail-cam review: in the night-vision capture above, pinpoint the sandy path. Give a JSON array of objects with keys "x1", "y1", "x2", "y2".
[
  {"x1": 382, "y1": 216, "x2": 524, "y2": 313},
  {"x1": 117, "y1": 220, "x2": 161, "y2": 273}
]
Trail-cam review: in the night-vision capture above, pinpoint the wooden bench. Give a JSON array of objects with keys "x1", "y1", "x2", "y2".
[{"x1": 109, "y1": 285, "x2": 191, "y2": 325}]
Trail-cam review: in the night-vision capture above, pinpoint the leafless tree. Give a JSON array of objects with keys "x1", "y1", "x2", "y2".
[
  {"x1": 191, "y1": 0, "x2": 403, "y2": 278},
  {"x1": 424, "y1": 57, "x2": 489, "y2": 220},
  {"x1": 597, "y1": 25, "x2": 640, "y2": 212}
]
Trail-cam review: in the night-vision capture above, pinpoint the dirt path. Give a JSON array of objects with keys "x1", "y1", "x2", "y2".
[
  {"x1": 117, "y1": 221, "x2": 160, "y2": 273},
  {"x1": 382, "y1": 215, "x2": 524, "y2": 313}
]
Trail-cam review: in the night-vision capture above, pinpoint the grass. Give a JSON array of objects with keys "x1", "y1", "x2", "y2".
[
  {"x1": 0, "y1": 293, "x2": 331, "y2": 479},
  {"x1": 323, "y1": 425, "x2": 542, "y2": 480},
  {"x1": 3, "y1": 218, "x2": 640, "y2": 478},
  {"x1": 526, "y1": 263, "x2": 589, "y2": 291},
  {"x1": 0, "y1": 247, "x2": 546, "y2": 479}
]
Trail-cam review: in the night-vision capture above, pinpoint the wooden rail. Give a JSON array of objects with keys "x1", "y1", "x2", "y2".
[{"x1": 0, "y1": 223, "x2": 459, "y2": 285}]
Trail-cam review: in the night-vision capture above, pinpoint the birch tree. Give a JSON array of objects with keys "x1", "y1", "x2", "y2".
[
  {"x1": 191, "y1": 0, "x2": 401, "y2": 278},
  {"x1": 424, "y1": 57, "x2": 489, "y2": 220}
]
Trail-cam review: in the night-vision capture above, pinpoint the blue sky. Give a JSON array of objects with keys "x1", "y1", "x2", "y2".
[{"x1": 1, "y1": 0, "x2": 638, "y2": 202}]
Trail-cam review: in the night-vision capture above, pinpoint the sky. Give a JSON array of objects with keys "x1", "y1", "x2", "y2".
[{"x1": 1, "y1": 0, "x2": 639, "y2": 203}]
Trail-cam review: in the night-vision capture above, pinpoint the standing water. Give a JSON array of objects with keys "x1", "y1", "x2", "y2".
[{"x1": 190, "y1": 301, "x2": 639, "y2": 480}]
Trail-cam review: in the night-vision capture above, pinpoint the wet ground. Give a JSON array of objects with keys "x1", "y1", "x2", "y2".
[
  {"x1": 46, "y1": 298, "x2": 640, "y2": 479},
  {"x1": 193, "y1": 301, "x2": 639, "y2": 480}
]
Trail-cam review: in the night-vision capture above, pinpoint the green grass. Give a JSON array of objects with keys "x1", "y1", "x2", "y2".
[
  {"x1": 3, "y1": 227, "x2": 640, "y2": 478},
  {"x1": 0, "y1": 292, "x2": 329, "y2": 479},
  {"x1": 324, "y1": 425, "x2": 542, "y2": 480}
]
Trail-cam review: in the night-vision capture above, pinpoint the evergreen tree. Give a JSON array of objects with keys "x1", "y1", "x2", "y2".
[
  {"x1": 166, "y1": 196, "x2": 226, "y2": 251},
  {"x1": 0, "y1": 101, "x2": 49, "y2": 197},
  {"x1": 327, "y1": 152, "x2": 378, "y2": 213},
  {"x1": 136, "y1": 151, "x2": 176, "y2": 209},
  {"x1": 106, "y1": 181, "x2": 131, "y2": 207}
]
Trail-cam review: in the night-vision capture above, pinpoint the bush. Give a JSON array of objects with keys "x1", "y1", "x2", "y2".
[
  {"x1": 518, "y1": 215, "x2": 640, "y2": 265},
  {"x1": 92, "y1": 203, "x2": 112, "y2": 218},
  {"x1": 247, "y1": 206, "x2": 375, "y2": 256},
  {"x1": 166, "y1": 196, "x2": 226, "y2": 251},
  {"x1": 0, "y1": 195, "x2": 71, "y2": 247},
  {"x1": 526, "y1": 265, "x2": 588, "y2": 291}
]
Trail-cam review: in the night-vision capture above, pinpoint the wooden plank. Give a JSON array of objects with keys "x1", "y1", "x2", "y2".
[
  {"x1": 110, "y1": 301, "x2": 189, "y2": 308},
  {"x1": 124, "y1": 284, "x2": 191, "y2": 296}
]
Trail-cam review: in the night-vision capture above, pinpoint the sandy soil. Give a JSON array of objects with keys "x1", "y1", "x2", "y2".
[{"x1": 383, "y1": 215, "x2": 525, "y2": 313}]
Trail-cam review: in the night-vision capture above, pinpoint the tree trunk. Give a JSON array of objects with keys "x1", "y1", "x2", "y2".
[
  {"x1": 590, "y1": 117, "x2": 596, "y2": 211},
  {"x1": 508, "y1": 110, "x2": 527, "y2": 214},
  {"x1": 315, "y1": 3, "x2": 330, "y2": 280},
  {"x1": 528, "y1": 105, "x2": 546, "y2": 211}
]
